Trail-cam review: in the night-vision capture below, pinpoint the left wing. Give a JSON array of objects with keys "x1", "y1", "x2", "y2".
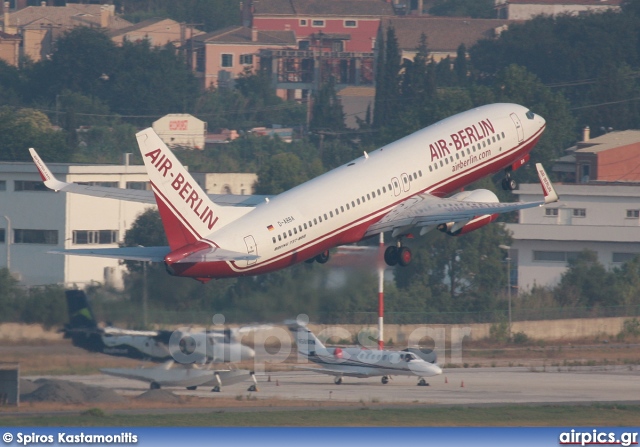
[
  {"x1": 47, "y1": 245, "x2": 259, "y2": 263},
  {"x1": 365, "y1": 163, "x2": 559, "y2": 238}
]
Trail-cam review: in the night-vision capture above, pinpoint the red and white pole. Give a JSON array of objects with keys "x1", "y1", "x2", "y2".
[{"x1": 378, "y1": 232, "x2": 384, "y2": 350}]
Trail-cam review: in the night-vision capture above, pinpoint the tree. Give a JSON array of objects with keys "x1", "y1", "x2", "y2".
[
  {"x1": 373, "y1": 26, "x2": 401, "y2": 130},
  {"x1": 254, "y1": 152, "x2": 310, "y2": 194},
  {"x1": 429, "y1": 0, "x2": 495, "y2": 18},
  {"x1": 0, "y1": 106, "x2": 69, "y2": 162},
  {"x1": 310, "y1": 77, "x2": 346, "y2": 133},
  {"x1": 554, "y1": 250, "x2": 617, "y2": 307}
]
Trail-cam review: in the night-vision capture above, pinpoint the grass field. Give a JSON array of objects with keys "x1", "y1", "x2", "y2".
[{"x1": 2, "y1": 404, "x2": 640, "y2": 427}]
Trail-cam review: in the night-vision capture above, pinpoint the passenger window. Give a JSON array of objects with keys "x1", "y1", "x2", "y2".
[
  {"x1": 382, "y1": 186, "x2": 386, "y2": 193},
  {"x1": 293, "y1": 228, "x2": 297, "y2": 234},
  {"x1": 318, "y1": 216, "x2": 322, "y2": 222},
  {"x1": 272, "y1": 237, "x2": 276, "y2": 243},
  {"x1": 367, "y1": 194, "x2": 371, "y2": 200},
  {"x1": 429, "y1": 166, "x2": 433, "y2": 172},
  {"x1": 388, "y1": 184, "x2": 392, "y2": 190},
  {"x1": 324, "y1": 213, "x2": 328, "y2": 220},
  {"x1": 340, "y1": 206, "x2": 344, "y2": 212},
  {"x1": 278, "y1": 235, "x2": 282, "y2": 241},
  {"x1": 352, "y1": 201, "x2": 355, "y2": 207},
  {"x1": 288, "y1": 230, "x2": 292, "y2": 236},
  {"x1": 419, "y1": 170, "x2": 422, "y2": 176},
  {"x1": 299, "y1": 225, "x2": 302, "y2": 232},
  {"x1": 439, "y1": 160, "x2": 443, "y2": 167},
  {"x1": 501, "y1": 132, "x2": 505, "y2": 138},
  {"x1": 304, "y1": 223, "x2": 308, "y2": 229},
  {"x1": 445, "y1": 158, "x2": 449, "y2": 164},
  {"x1": 371, "y1": 191, "x2": 375, "y2": 198},
  {"x1": 283, "y1": 233, "x2": 287, "y2": 239},
  {"x1": 330, "y1": 211, "x2": 334, "y2": 217},
  {"x1": 377, "y1": 189, "x2": 381, "y2": 195},
  {"x1": 346, "y1": 203, "x2": 350, "y2": 210},
  {"x1": 357, "y1": 198, "x2": 361, "y2": 205},
  {"x1": 314, "y1": 218, "x2": 317, "y2": 224},
  {"x1": 434, "y1": 163, "x2": 438, "y2": 170},
  {"x1": 455, "y1": 153, "x2": 459, "y2": 160}
]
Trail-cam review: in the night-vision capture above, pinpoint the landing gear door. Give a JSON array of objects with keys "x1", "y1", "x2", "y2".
[
  {"x1": 510, "y1": 113, "x2": 524, "y2": 143},
  {"x1": 243, "y1": 235, "x2": 257, "y2": 266}
]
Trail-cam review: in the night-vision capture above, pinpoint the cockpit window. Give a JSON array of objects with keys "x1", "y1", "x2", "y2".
[{"x1": 526, "y1": 110, "x2": 535, "y2": 120}]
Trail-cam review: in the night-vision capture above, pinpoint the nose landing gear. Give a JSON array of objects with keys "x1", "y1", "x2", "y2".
[{"x1": 501, "y1": 173, "x2": 517, "y2": 191}]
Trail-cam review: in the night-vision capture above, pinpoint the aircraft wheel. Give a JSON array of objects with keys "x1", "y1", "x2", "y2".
[
  {"x1": 502, "y1": 176, "x2": 517, "y2": 191},
  {"x1": 398, "y1": 246, "x2": 412, "y2": 267},
  {"x1": 150, "y1": 382, "x2": 161, "y2": 390},
  {"x1": 381, "y1": 376, "x2": 389, "y2": 385},
  {"x1": 384, "y1": 246, "x2": 398, "y2": 266},
  {"x1": 212, "y1": 385, "x2": 221, "y2": 392},
  {"x1": 186, "y1": 386, "x2": 197, "y2": 391},
  {"x1": 315, "y1": 250, "x2": 330, "y2": 264},
  {"x1": 334, "y1": 377, "x2": 343, "y2": 385},
  {"x1": 417, "y1": 378, "x2": 429, "y2": 387},
  {"x1": 248, "y1": 384, "x2": 258, "y2": 392}
]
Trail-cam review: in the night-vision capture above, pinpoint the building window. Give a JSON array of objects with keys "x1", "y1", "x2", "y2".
[
  {"x1": 613, "y1": 252, "x2": 639, "y2": 263},
  {"x1": 126, "y1": 181, "x2": 150, "y2": 190},
  {"x1": 14, "y1": 180, "x2": 50, "y2": 192},
  {"x1": 626, "y1": 209, "x2": 640, "y2": 218},
  {"x1": 240, "y1": 54, "x2": 253, "y2": 65},
  {"x1": 299, "y1": 19, "x2": 307, "y2": 26},
  {"x1": 311, "y1": 19, "x2": 325, "y2": 27},
  {"x1": 344, "y1": 20, "x2": 357, "y2": 27},
  {"x1": 0, "y1": 228, "x2": 4, "y2": 243},
  {"x1": 545, "y1": 208, "x2": 558, "y2": 217},
  {"x1": 572, "y1": 208, "x2": 586, "y2": 217},
  {"x1": 196, "y1": 47, "x2": 205, "y2": 72},
  {"x1": 298, "y1": 40, "x2": 310, "y2": 50},
  {"x1": 221, "y1": 54, "x2": 233, "y2": 67},
  {"x1": 72, "y1": 230, "x2": 118, "y2": 245},
  {"x1": 14, "y1": 229, "x2": 58, "y2": 245},
  {"x1": 0, "y1": 180, "x2": 5, "y2": 191},
  {"x1": 79, "y1": 181, "x2": 118, "y2": 188},
  {"x1": 580, "y1": 164, "x2": 590, "y2": 183},
  {"x1": 533, "y1": 251, "x2": 580, "y2": 262}
]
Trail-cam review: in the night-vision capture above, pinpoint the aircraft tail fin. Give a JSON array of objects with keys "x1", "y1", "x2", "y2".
[
  {"x1": 135, "y1": 128, "x2": 233, "y2": 250},
  {"x1": 286, "y1": 319, "x2": 326, "y2": 356},
  {"x1": 64, "y1": 290, "x2": 97, "y2": 331}
]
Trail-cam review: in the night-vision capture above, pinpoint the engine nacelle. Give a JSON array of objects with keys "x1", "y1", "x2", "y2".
[{"x1": 439, "y1": 189, "x2": 500, "y2": 236}]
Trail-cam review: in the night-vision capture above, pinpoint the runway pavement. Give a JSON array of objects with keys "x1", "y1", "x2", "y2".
[{"x1": 28, "y1": 365, "x2": 640, "y2": 407}]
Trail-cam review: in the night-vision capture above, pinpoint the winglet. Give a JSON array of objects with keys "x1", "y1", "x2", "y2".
[
  {"x1": 29, "y1": 148, "x2": 69, "y2": 191},
  {"x1": 535, "y1": 163, "x2": 559, "y2": 204}
]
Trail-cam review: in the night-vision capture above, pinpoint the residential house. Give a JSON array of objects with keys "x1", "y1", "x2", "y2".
[
  {"x1": 380, "y1": 16, "x2": 518, "y2": 63},
  {"x1": 108, "y1": 17, "x2": 203, "y2": 48},
  {"x1": 0, "y1": 3, "x2": 131, "y2": 63},
  {"x1": 0, "y1": 29, "x2": 19, "y2": 66},
  {"x1": 190, "y1": 26, "x2": 296, "y2": 89}
]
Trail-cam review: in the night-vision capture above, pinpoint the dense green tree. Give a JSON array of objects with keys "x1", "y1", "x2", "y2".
[
  {"x1": 429, "y1": 0, "x2": 495, "y2": 18},
  {"x1": 310, "y1": 77, "x2": 346, "y2": 133},
  {"x1": 0, "y1": 106, "x2": 69, "y2": 161},
  {"x1": 254, "y1": 152, "x2": 316, "y2": 194},
  {"x1": 554, "y1": 250, "x2": 618, "y2": 307},
  {"x1": 373, "y1": 26, "x2": 401, "y2": 130}
]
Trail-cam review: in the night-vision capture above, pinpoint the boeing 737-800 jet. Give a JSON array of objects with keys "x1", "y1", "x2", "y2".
[{"x1": 30, "y1": 103, "x2": 558, "y2": 282}]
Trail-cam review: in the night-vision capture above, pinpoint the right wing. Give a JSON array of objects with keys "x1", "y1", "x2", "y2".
[{"x1": 29, "y1": 148, "x2": 269, "y2": 207}]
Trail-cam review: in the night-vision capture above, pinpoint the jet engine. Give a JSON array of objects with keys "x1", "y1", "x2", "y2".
[{"x1": 438, "y1": 189, "x2": 500, "y2": 236}]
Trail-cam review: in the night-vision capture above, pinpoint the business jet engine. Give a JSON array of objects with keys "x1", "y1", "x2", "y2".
[{"x1": 438, "y1": 189, "x2": 500, "y2": 236}]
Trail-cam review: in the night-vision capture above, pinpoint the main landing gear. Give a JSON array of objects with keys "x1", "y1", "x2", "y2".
[
  {"x1": 381, "y1": 375, "x2": 390, "y2": 385},
  {"x1": 384, "y1": 242, "x2": 412, "y2": 267},
  {"x1": 334, "y1": 376, "x2": 343, "y2": 385},
  {"x1": 417, "y1": 377, "x2": 429, "y2": 387},
  {"x1": 501, "y1": 172, "x2": 517, "y2": 191}
]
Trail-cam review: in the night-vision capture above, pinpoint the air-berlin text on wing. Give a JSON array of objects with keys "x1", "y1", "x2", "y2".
[
  {"x1": 429, "y1": 118, "x2": 496, "y2": 161},
  {"x1": 144, "y1": 148, "x2": 217, "y2": 230}
]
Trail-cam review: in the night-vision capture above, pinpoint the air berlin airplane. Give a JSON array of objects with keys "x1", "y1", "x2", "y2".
[{"x1": 30, "y1": 103, "x2": 558, "y2": 283}]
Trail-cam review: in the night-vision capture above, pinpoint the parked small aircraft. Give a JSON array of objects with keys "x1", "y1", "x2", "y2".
[
  {"x1": 64, "y1": 290, "x2": 259, "y2": 391},
  {"x1": 288, "y1": 321, "x2": 442, "y2": 386},
  {"x1": 31, "y1": 103, "x2": 558, "y2": 282}
]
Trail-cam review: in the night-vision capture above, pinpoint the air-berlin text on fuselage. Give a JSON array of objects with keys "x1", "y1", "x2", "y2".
[
  {"x1": 144, "y1": 148, "x2": 217, "y2": 231},
  {"x1": 429, "y1": 118, "x2": 495, "y2": 161}
]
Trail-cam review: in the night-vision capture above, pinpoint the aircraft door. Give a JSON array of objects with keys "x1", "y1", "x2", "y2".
[
  {"x1": 401, "y1": 173, "x2": 411, "y2": 192},
  {"x1": 510, "y1": 113, "x2": 524, "y2": 143},
  {"x1": 391, "y1": 177, "x2": 401, "y2": 196},
  {"x1": 243, "y1": 235, "x2": 257, "y2": 266}
]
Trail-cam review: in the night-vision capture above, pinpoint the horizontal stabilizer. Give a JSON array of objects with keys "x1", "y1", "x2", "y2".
[
  {"x1": 173, "y1": 246, "x2": 260, "y2": 264},
  {"x1": 48, "y1": 246, "x2": 171, "y2": 262}
]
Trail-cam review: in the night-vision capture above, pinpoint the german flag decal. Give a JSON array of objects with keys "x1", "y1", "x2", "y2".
[{"x1": 267, "y1": 225, "x2": 274, "y2": 231}]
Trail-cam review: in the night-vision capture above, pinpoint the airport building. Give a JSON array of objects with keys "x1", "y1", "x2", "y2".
[
  {"x1": 0, "y1": 160, "x2": 257, "y2": 289},
  {"x1": 507, "y1": 129, "x2": 640, "y2": 291}
]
